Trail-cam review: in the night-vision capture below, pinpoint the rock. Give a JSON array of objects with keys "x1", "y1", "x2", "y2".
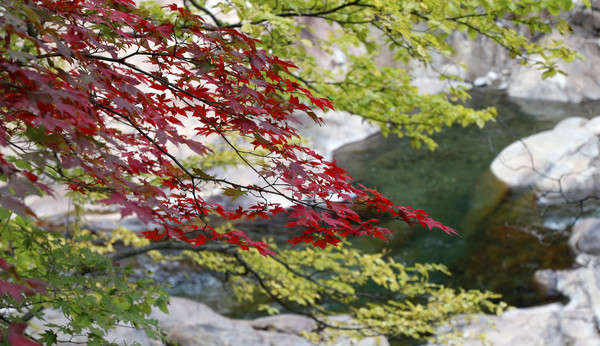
[
  {"x1": 446, "y1": 32, "x2": 512, "y2": 82},
  {"x1": 473, "y1": 76, "x2": 488, "y2": 87},
  {"x1": 325, "y1": 315, "x2": 390, "y2": 346},
  {"x1": 534, "y1": 269, "x2": 560, "y2": 298},
  {"x1": 404, "y1": 0, "x2": 600, "y2": 102},
  {"x1": 490, "y1": 116, "x2": 600, "y2": 202},
  {"x1": 570, "y1": 218, "x2": 600, "y2": 256},
  {"x1": 486, "y1": 71, "x2": 499, "y2": 82},
  {"x1": 470, "y1": 72, "x2": 499, "y2": 88},
  {"x1": 441, "y1": 217, "x2": 600, "y2": 346},
  {"x1": 507, "y1": 31, "x2": 600, "y2": 103},
  {"x1": 28, "y1": 297, "x2": 388, "y2": 346},
  {"x1": 568, "y1": 0, "x2": 600, "y2": 33},
  {"x1": 247, "y1": 314, "x2": 317, "y2": 335},
  {"x1": 437, "y1": 303, "x2": 567, "y2": 346},
  {"x1": 297, "y1": 110, "x2": 380, "y2": 161},
  {"x1": 440, "y1": 269, "x2": 600, "y2": 345}
]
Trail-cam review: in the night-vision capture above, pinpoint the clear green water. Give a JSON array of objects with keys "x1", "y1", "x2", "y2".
[
  {"x1": 169, "y1": 90, "x2": 600, "y2": 327},
  {"x1": 334, "y1": 90, "x2": 600, "y2": 307}
]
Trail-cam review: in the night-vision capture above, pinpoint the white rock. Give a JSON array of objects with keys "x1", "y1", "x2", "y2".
[
  {"x1": 570, "y1": 218, "x2": 600, "y2": 256},
  {"x1": 486, "y1": 71, "x2": 499, "y2": 82},
  {"x1": 473, "y1": 76, "x2": 488, "y2": 87},
  {"x1": 28, "y1": 297, "x2": 388, "y2": 346},
  {"x1": 490, "y1": 116, "x2": 600, "y2": 202},
  {"x1": 507, "y1": 31, "x2": 600, "y2": 103}
]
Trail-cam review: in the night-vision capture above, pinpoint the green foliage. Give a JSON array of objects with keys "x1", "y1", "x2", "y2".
[
  {"x1": 5, "y1": 0, "x2": 572, "y2": 343},
  {"x1": 182, "y1": 241, "x2": 506, "y2": 342},
  {"x1": 0, "y1": 209, "x2": 169, "y2": 345},
  {"x1": 187, "y1": 0, "x2": 586, "y2": 148}
]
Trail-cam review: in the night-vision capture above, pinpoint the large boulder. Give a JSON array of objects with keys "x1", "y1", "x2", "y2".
[
  {"x1": 506, "y1": 0, "x2": 600, "y2": 102},
  {"x1": 440, "y1": 267, "x2": 600, "y2": 345},
  {"x1": 410, "y1": 0, "x2": 600, "y2": 102},
  {"x1": 28, "y1": 296, "x2": 388, "y2": 345},
  {"x1": 440, "y1": 217, "x2": 600, "y2": 345},
  {"x1": 438, "y1": 302, "x2": 599, "y2": 346},
  {"x1": 506, "y1": 32, "x2": 600, "y2": 103},
  {"x1": 490, "y1": 116, "x2": 600, "y2": 202}
]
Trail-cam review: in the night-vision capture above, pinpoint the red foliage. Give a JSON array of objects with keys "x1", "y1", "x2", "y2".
[
  {"x1": 0, "y1": 0, "x2": 455, "y2": 256},
  {"x1": 0, "y1": 257, "x2": 47, "y2": 345},
  {"x1": 3, "y1": 323, "x2": 41, "y2": 346},
  {"x1": 0, "y1": 258, "x2": 48, "y2": 303}
]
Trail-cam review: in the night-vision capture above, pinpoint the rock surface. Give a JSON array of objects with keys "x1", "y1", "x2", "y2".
[
  {"x1": 28, "y1": 297, "x2": 388, "y2": 346},
  {"x1": 490, "y1": 116, "x2": 600, "y2": 202},
  {"x1": 447, "y1": 117, "x2": 600, "y2": 345},
  {"x1": 407, "y1": 0, "x2": 600, "y2": 103},
  {"x1": 440, "y1": 217, "x2": 600, "y2": 345},
  {"x1": 506, "y1": 1, "x2": 600, "y2": 102}
]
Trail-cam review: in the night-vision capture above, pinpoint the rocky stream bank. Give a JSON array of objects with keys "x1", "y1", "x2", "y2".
[
  {"x1": 446, "y1": 117, "x2": 600, "y2": 345},
  {"x1": 20, "y1": 0, "x2": 600, "y2": 342}
]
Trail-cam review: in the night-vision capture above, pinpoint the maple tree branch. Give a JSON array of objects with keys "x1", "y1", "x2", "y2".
[
  {"x1": 89, "y1": 98, "x2": 221, "y2": 232},
  {"x1": 77, "y1": 53, "x2": 337, "y2": 220},
  {"x1": 222, "y1": 1, "x2": 376, "y2": 29},
  {"x1": 83, "y1": 53, "x2": 289, "y2": 195},
  {"x1": 109, "y1": 239, "x2": 234, "y2": 262},
  {"x1": 184, "y1": 0, "x2": 223, "y2": 28},
  {"x1": 232, "y1": 252, "x2": 373, "y2": 335},
  {"x1": 268, "y1": 254, "x2": 386, "y2": 300}
]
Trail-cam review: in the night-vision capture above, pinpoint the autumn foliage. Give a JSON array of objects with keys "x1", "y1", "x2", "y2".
[
  {"x1": 1, "y1": 0, "x2": 453, "y2": 250},
  {"x1": 0, "y1": 0, "x2": 460, "y2": 341},
  {"x1": 0, "y1": 0, "x2": 454, "y2": 338}
]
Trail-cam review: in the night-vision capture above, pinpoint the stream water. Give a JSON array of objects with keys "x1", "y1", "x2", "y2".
[
  {"x1": 169, "y1": 89, "x2": 600, "y2": 320},
  {"x1": 334, "y1": 89, "x2": 600, "y2": 307}
]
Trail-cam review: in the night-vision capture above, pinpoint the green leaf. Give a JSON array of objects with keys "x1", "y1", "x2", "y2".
[
  {"x1": 467, "y1": 27, "x2": 478, "y2": 40},
  {"x1": 222, "y1": 187, "x2": 248, "y2": 201},
  {"x1": 241, "y1": 23, "x2": 253, "y2": 33},
  {"x1": 156, "y1": 295, "x2": 169, "y2": 314},
  {"x1": 300, "y1": 38, "x2": 313, "y2": 47},
  {"x1": 547, "y1": 4, "x2": 560, "y2": 16}
]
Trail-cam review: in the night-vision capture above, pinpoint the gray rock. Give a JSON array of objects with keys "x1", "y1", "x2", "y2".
[
  {"x1": 473, "y1": 76, "x2": 488, "y2": 87},
  {"x1": 247, "y1": 314, "x2": 317, "y2": 335},
  {"x1": 297, "y1": 110, "x2": 380, "y2": 162},
  {"x1": 27, "y1": 297, "x2": 387, "y2": 346},
  {"x1": 438, "y1": 303, "x2": 566, "y2": 346},
  {"x1": 486, "y1": 71, "x2": 499, "y2": 82},
  {"x1": 441, "y1": 268, "x2": 600, "y2": 345},
  {"x1": 490, "y1": 116, "x2": 600, "y2": 202},
  {"x1": 534, "y1": 269, "x2": 560, "y2": 298},
  {"x1": 570, "y1": 218, "x2": 600, "y2": 256},
  {"x1": 405, "y1": 0, "x2": 600, "y2": 103},
  {"x1": 507, "y1": 31, "x2": 600, "y2": 103}
]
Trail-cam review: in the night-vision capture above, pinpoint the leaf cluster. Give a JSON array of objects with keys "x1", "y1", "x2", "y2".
[
  {"x1": 0, "y1": 0, "x2": 456, "y2": 254},
  {"x1": 182, "y1": 240, "x2": 506, "y2": 342},
  {"x1": 187, "y1": 0, "x2": 586, "y2": 148},
  {"x1": 0, "y1": 208, "x2": 169, "y2": 345}
]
